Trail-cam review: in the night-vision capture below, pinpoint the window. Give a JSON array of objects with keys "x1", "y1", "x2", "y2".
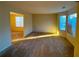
[
  {"x1": 67, "y1": 13, "x2": 77, "y2": 37},
  {"x1": 59, "y1": 15, "x2": 66, "y2": 31},
  {"x1": 16, "y1": 16, "x2": 24, "y2": 27}
]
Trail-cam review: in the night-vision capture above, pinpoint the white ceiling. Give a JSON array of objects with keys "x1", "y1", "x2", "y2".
[{"x1": 2, "y1": 1, "x2": 76, "y2": 14}]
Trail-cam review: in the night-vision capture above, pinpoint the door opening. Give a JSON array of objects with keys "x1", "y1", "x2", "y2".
[{"x1": 10, "y1": 12, "x2": 24, "y2": 42}]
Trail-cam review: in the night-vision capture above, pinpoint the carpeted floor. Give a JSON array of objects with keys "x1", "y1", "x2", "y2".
[
  {"x1": 25, "y1": 32, "x2": 53, "y2": 37},
  {"x1": 2, "y1": 32, "x2": 74, "y2": 57}
]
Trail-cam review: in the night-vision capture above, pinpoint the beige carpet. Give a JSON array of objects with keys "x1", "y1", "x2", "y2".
[{"x1": 2, "y1": 32, "x2": 74, "y2": 57}]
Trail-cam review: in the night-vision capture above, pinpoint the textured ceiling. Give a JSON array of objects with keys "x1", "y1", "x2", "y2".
[{"x1": 1, "y1": 1, "x2": 76, "y2": 14}]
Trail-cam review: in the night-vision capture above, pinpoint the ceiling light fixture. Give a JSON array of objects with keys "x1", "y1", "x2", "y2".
[{"x1": 62, "y1": 6, "x2": 66, "y2": 9}]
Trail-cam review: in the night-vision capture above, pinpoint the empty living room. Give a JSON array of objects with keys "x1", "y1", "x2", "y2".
[{"x1": 0, "y1": 1, "x2": 79, "y2": 57}]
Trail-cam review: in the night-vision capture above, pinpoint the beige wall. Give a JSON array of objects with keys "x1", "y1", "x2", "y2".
[
  {"x1": 0, "y1": 4, "x2": 32, "y2": 55},
  {"x1": 32, "y1": 14, "x2": 58, "y2": 34},
  {"x1": 24, "y1": 14, "x2": 32, "y2": 36}
]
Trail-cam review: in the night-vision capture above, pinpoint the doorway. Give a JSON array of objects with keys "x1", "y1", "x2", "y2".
[{"x1": 10, "y1": 12, "x2": 24, "y2": 42}]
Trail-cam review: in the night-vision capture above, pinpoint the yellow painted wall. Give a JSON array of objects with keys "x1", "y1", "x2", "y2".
[
  {"x1": 74, "y1": 2, "x2": 79, "y2": 56},
  {"x1": 10, "y1": 12, "x2": 24, "y2": 32},
  {"x1": 66, "y1": 3, "x2": 79, "y2": 56},
  {"x1": 58, "y1": 3, "x2": 79, "y2": 56}
]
